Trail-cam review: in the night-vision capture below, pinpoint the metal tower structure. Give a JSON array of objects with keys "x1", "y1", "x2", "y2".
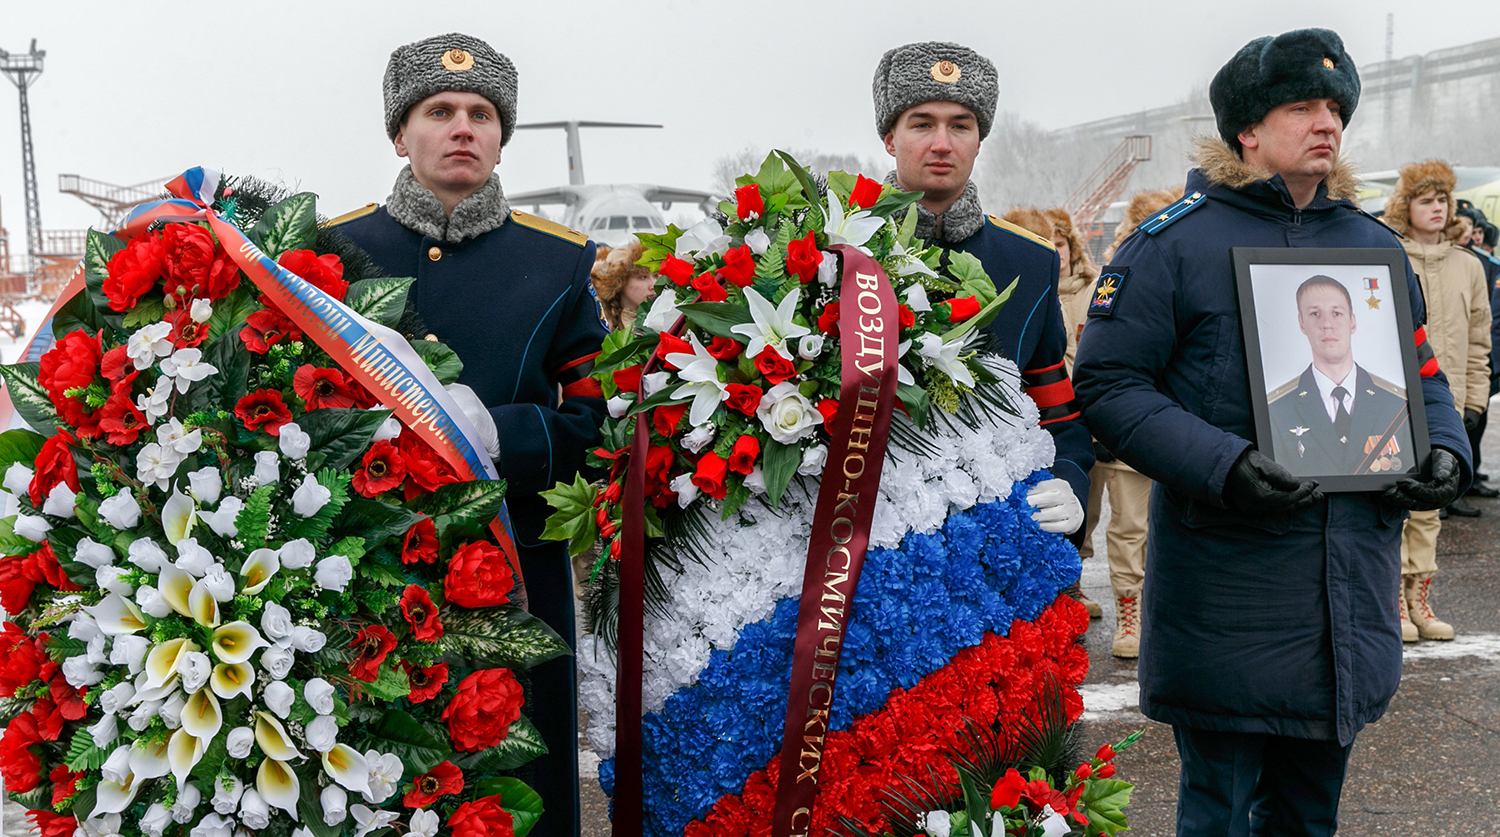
[
  {"x1": 1065, "y1": 135, "x2": 1152, "y2": 243},
  {"x1": 59, "y1": 173, "x2": 171, "y2": 228},
  {"x1": 0, "y1": 40, "x2": 44, "y2": 277}
]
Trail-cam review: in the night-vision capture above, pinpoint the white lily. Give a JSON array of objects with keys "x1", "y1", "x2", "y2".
[
  {"x1": 135, "y1": 384, "x2": 172, "y2": 425},
  {"x1": 904, "y1": 281, "x2": 933, "y2": 312},
  {"x1": 664, "y1": 332, "x2": 729, "y2": 427},
  {"x1": 156, "y1": 563, "x2": 196, "y2": 618},
  {"x1": 188, "y1": 579, "x2": 221, "y2": 627},
  {"x1": 84, "y1": 594, "x2": 148, "y2": 635},
  {"x1": 256, "y1": 757, "x2": 302, "y2": 821},
  {"x1": 897, "y1": 339, "x2": 916, "y2": 386},
  {"x1": 159, "y1": 348, "x2": 219, "y2": 394},
  {"x1": 167, "y1": 729, "x2": 205, "y2": 788},
  {"x1": 254, "y1": 711, "x2": 304, "y2": 760},
  {"x1": 641, "y1": 286, "x2": 681, "y2": 333},
  {"x1": 824, "y1": 186, "x2": 886, "y2": 248},
  {"x1": 126, "y1": 321, "x2": 174, "y2": 371},
  {"x1": 143, "y1": 637, "x2": 199, "y2": 691},
  {"x1": 916, "y1": 331, "x2": 977, "y2": 388},
  {"x1": 211, "y1": 621, "x2": 268, "y2": 664},
  {"x1": 675, "y1": 217, "x2": 730, "y2": 260},
  {"x1": 240, "y1": 548, "x2": 280, "y2": 595},
  {"x1": 210, "y1": 661, "x2": 255, "y2": 700},
  {"x1": 321, "y1": 744, "x2": 373, "y2": 796},
  {"x1": 730, "y1": 286, "x2": 811, "y2": 362},
  {"x1": 888, "y1": 239, "x2": 938, "y2": 279},
  {"x1": 350, "y1": 805, "x2": 400, "y2": 837},
  {"x1": 156, "y1": 419, "x2": 203, "y2": 456},
  {"x1": 180, "y1": 688, "x2": 223, "y2": 739},
  {"x1": 136, "y1": 443, "x2": 182, "y2": 491}
]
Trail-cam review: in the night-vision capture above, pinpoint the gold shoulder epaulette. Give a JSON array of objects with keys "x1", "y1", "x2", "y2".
[
  {"x1": 510, "y1": 210, "x2": 588, "y2": 247},
  {"x1": 1267, "y1": 377, "x2": 1301, "y2": 403},
  {"x1": 1367, "y1": 372, "x2": 1407, "y2": 399},
  {"x1": 987, "y1": 216, "x2": 1056, "y2": 251},
  {"x1": 319, "y1": 203, "x2": 378, "y2": 229}
]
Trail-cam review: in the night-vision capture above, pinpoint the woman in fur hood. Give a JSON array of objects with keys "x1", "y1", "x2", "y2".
[
  {"x1": 590, "y1": 238, "x2": 656, "y2": 331},
  {"x1": 1384, "y1": 158, "x2": 1492, "y2": 641}
]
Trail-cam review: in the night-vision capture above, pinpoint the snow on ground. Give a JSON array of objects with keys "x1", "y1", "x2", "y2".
[{"x1": 0, "y1": 297, "x2": 61, "y2": 364}]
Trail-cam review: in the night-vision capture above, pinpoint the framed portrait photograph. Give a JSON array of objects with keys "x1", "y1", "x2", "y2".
[{"x1": 1233, "y1": 247, "x2": 1432, "y2": 493}]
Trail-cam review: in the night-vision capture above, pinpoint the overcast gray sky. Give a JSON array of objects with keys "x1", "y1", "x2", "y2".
[{"x1": 1, "y1": 0, "x2": 1496, "y2": 239}]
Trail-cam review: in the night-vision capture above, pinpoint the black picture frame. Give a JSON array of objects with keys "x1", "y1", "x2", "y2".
[{"x1": 1233, "y1": 247, "x2": 1432, "y2": 493}]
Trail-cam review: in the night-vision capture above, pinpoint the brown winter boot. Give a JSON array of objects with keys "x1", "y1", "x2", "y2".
[
  {"x1": 1064, "y1": 584, "x2": 1103, "y2": 618},
  {"x1": 1405, "y1": 572, "x2": 1455, "y2": 641},
  {"x1": 1398, "y1": 588, "x2": 1418, "y2": 643},
  {"x1": 1111, "y1": 595, "x2": 1140, "y2": 659}
]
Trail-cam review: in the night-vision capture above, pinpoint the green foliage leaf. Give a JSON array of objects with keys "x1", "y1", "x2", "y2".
[
  {"x1": 186, "y1": 332, "x2": 251, "y2": 416},
  {"x1": 206, "y1": 286, "x2": 260, "y2": 343},
  {"x1": 360, "y1": 557, "x2": 405, "y2": 587},
  {"x1": 411, "y1": 339, "x2": 464, "y2": 386},
  {"x1": 761, "y1": 439, "x2": 800, "y2": 508},
  {"x1": 1081, "y1": 778, "x2": 1134, "y2": 836},
  {"x1": 69, "y1": 785, "x2": 97, "y2": 823},
  {"x1": 453, "y1": 714, "x2": 547, "y2": 773},
  {"x1": 865, "y1": 189, "x2": 923, "y2": 219},
  {"x1": 363, "y1": 661, "x2": 412, "y2": 702},
  {"x1": 470, "y1": 777, "x2": 544, "y2": 836},
  {"x1": 83, "y1": 230, "x2": 128, "y2": 332},
  {"x1": 236, "y1": 484, "x2": 276, "y2": 545},
  {"x1": 299, "y1": 408, "x2": 390, "y2": 471},
  {"x1": 675, "y1": 301, "x2": 753, "y2": 339},
  {"x1": 943, "y1": 275, "x2": 1018, "y2": 343},
  {"x1": 121, "y1": 297, "x2": 167, "y2": 328},
  {"x1": 408, "y1": 480, "x2": 509, "y2": 539},
  {"x1": 250, "y1": 192, "x2": 318, "y2": 259},
  {"x1": 0, "y1": 429, "x2": 46, "y2": 474},
  {"x1": 596, "y1": 330, "x2": 658, "y2": 372},
  {"x1": 538, "y1": 474, "x2": 599, "y2": 557},
  {"x1": 295, "y1": 761, "x2": 343, "y2": 837},
  {"x1": 284, "y1": 469, "x2": 353, "y2": 542},
  {"x1": 0, "y1": 362, "x2": 58, "y2": 434},
  {"x1": 438, "y1": 605, "x2": 571, "y2": 670},
  {"x1": 357, "y1": 708, "x2": 450, "y2": 775},
  {"x1": 345, "y1": 277, "x2": 415, "y2": 330},
  {"x1": 65, "y1": 726, "x2": 110, "y2": 771},
  {"x1": 51, "y1": 286, "x2": 104, "y2": 337},
  {"x1": 897, "y1": 381, "x2": 931, "y2": 428},
  {"x1": 333, "y1": 498, "x2": 425, "y2": 546},
  {"x1": 189, "y1": 731, "x2": 229, "y2": 785}
]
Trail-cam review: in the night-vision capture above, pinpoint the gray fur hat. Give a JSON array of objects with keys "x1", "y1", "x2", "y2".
[
  {"x1": 873, "y1": 42, "x2": 998, "y2": 139},
  {"x1": 383, "y1": 33, "x2": 518, "y2": 144}
]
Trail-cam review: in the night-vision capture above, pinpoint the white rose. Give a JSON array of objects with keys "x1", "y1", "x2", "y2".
[
  {"x1": 101, "y1": 745, "x2": 132, "y2": 785},
  {"x1": 292, "y1": 474, "x2": 332, "y2": 517},
  {"x1": 607, "y1": 395, "x2": 631, "y2": 418},
  {"x1": 756, "y1": 382, "x2": 823, "y2": 444},
  {"x1": 136, "y1": 584, "x2": 173, "y2": 618},
  {"x1": 921, "y1": 810, "x2": 952, "y2": 837},
  {"x1": 372, "y1": 413, "x2": 403, "y2": 443},
  {"x1": 305, "y1": 714, "x2": 339, "y2": 753},
  {"x1": 798, "y1": 443, "x2": 829, "y2": 477},
  {"x1": 99, "y1": 681, "x2": 135, "y2": 715},
  {"x1": 88, "y1": 712, "x2": 119, "y2": 747},
  {"x1": 681, "y1": 423, "x2": 716, "y2": 454},
  {"x1": 187, "y1": 466, "x2": 222, "y2": 507},
  {"x1": 129, "y1": 699, "x2": 163, "y2": 731},
  {"x1": 185, "y1": 812, "x2": 228, "y2": 836},
  {"x1": 98, "y1": 492, "x2": 142, "y2": 529},
  {"x1": 211, "y1": 775, "x2": 243, "y2": 815},
  {"x1": 173, "y1": 783, "x2": 203, "y2": 823},
  {"x1": 140, "y1": 803, "x2": 172, "y2": 837},
  {"x1": 43, "y1": 482, "x2": 77, "y2": 518},
  {"x1": 743, "y1": 465, "x2": 766, "y2": 494},
  {"x1": 669, "y1": 472, "x2": 699, "y2": 509},
  {"x1": 744, "y1": 226, "x2": 771, "y2": 254},
  {"x1": 2, "y1": 462, "x2": 33, "y2": 497},
  {"x1": 292, "y1": 626, "x2": 327, "y2": 653},
  {"x1": 87, "y1": 634, "x2": 108, "y2": 664},
  {"x1": 278, "y1": 538, "x2": 315, "y2": 569},
  {"x1": 62, "y1": 655, "x2": 103, "y2": 688},
  {"x1": 238, "y1": 788, "x2": 271, "y2": 830},
  {"x1": 180, "y1": 651, "x2": 211, "y2": 693},
  {"x1": 75, "y1": 537, "x2": 116, "y2": 569},
  {"x1": 160, "y1": 690, "x2": 186, "y2": 729},
  {"x1": 314, "y1": 555, "x2": 353, "y2": 592},
  {"x1": 109, "y1": 635, "x2": 149, "y2": 675},
  {"x1": 201, "y1": 566, "x2": 235, "y2": 602},
  {"x1": 641, "y1": 370, "x2": 671, "y2": 397},
  {"x1": 203, "y1": 495, "x2": 243, "y2": 537},
  {"x1": 67, "y1": 613, "x2": 101, "y2": 642},
  {"x1": 798, "y1": 333, "x2": 825, "y2": 360},
  {"x1": 14, "y1": 513, "x2": 51, "y2": 541},
  {"x1": 175, "y1": 538, "x2": 214, "y2": 577},
  {"x1": 253, "y1": 451, "x2": 280, "y2": 486},
  {"x1": 817, "y1": 251, "x2": 839, "y2": 286},
  {"x1": 278, "y1": 422, "x2": 311, "y2": 460},
  {"x1": 304, "y1": 678, "x2": 336, "y2": 715},
  {"x1": 259, "y1": 645, "x2": 294, "y2": 680},
  {"x1": 97, "y1": 565, "x2": 134, "y2": 596},
  {"x1": 261, "y1": 602, "x2": 294, "y2": 644},
  {"x1": 225, "y1": 726, "x2": 255, "y2": 759},
  {"x1": 128, "y1": 538, "x2": 168, "y2": 573},
  {"x1": 321, "y1": 784, "x2": 349, "y2": 826},
  {"x1": 263, "y1": 680, "x2": 296, "y2": 718}
]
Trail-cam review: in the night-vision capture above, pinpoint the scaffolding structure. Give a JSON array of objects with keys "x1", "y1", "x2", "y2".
[
  {"x1": 0, "y1": 40, "x2": 44, "y2": 280},
  {"x1": 1064, "y1": 135, "x2": 1152, "y2": 244}
]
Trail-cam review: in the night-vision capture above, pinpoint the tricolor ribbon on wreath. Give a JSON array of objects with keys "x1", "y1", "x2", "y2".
[
  {"x1": 613, "y1": 244, "x2": 901, "y2": 837},
  {"x1": 0, "y1": 166, "x2": 523, "y2": 585}
]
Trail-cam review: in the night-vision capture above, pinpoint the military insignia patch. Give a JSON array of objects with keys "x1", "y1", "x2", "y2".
[{"x1": 1088, "y1": 268, "x2": 1129, "y2": 318}]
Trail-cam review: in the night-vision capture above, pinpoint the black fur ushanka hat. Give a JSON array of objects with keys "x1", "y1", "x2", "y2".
[{"x1": 1209, "y1": 28, "x2": 1360, "y2": 151}]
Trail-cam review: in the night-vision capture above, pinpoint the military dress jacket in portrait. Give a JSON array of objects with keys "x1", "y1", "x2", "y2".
[{"x1": 1267, "y1": 364, "x2": 1411, "y2": 477}]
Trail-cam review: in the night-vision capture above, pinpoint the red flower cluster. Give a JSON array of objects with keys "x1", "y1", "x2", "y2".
[
  {"x1": 348, "y1": 624, "x2": 398, "y2": 682},
  {"x1": 400, "y1": 433, "x2": 462, "y2": 498},
  {"x1": 161, "y1": 223, "x2": 241, "y2": 304},
  {"x1": 103, "y1": 234, "x2": 168, "y2": 311},
  {"x1": 294, "y1": 364, "x2": 375, "y2": 410},
  {"x1": 444, "y1": 541, "x2": 515, "y2": 608},
  {"x1": 659, "y1": 255, "x2": 695, "y2": 287},
  {"x1": 38, "y1": 331, "x2": 102, "y2": 436},
  {"x1": 353, "y1": 440, "x2": 408, "y2": 497},
  {"x1": 0, "y1": 622, "x2": 55, "y2": 696},
  {"x1": 240, "y1": 308, "x2": 304, "y2": 353},
  {"x1": 405, "y1": 760, "x2": 464, "y2": 808},
  {"x1": 29, "y1": 429, "x2": 79, "y2": 508},
  {"x1": 785, "y1": 231, "x2": 822, "y2": 283},
  {"x1": 400, "y1": 585, "x2": 445, "y2": 641},
  {"x1": 441, "y1": 668, "x2": 526, "y2": 752},
  {"x1": 719, "y1": 245, "x2": 756, "y2": 288},
  {"x1": 724, "y1": 383, "x2": 762, "y2": 417},
  {"x1": 447, "y1": 795, "x2": 516, "y2": 837},
  {"x1": 753, "y1": 347, "x2": 796, "y2": 385},
  {"x1": 653, "y1": 403, "x2": 688, "y2": 438},
  {"x1": 30, "y1": 677, "x2": 86, "y2": 741},
  {"x1": 277, "y1": 249, "x2": 349, "y2": 301},
  {"x1": 27, "y1": 810, "x2": 75, "y2": 837},
  {"x1": 0, "y1": 544, "x2": 80, "y2": 614},
  {"x1": 0, "y1": 712, "x2": 44, "y2": 793}
]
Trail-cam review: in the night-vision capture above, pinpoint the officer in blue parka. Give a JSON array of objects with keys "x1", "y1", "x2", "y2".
[
  {"x1": 873, "y1": 42, "x2": 1093, "y2": 542},
  {"x1": 329, "y1": 33, "x2": 606, "y2": 837},
  {"x1": 1073, "y1": 28, "x2": 1470, "y2": 835}
]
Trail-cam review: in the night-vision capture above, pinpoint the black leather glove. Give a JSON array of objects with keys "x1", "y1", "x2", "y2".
[
  {"x1": 1464, "y1": 408, "x2": 1483, "y2": 433},
  {"x1": 1383, "y1": 447, "x2": 1464, "y2": 511},
  {"x1": 1092, "y1": 440, "x2": 1117, "y2": 464},
  {"x1": 1222, "y1": 448, "x2": 1323, "y2": 514}
]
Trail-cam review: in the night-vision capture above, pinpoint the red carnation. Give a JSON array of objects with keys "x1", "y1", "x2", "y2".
[
  {"x1": 278, "y1": 249, "x2": 348, "y2": 301},
  {"x1": 653, "y1": 403, "x2": 688, "y2": 438},
  {"x1": 161, "y1": 222, "x2": 240, "y2": 302},
  {"x1": 727, "y1": 435, "x2": 760, "y2": 475},
  {"x1": 28, "y1": 811, "x2": 76, "y2": 837},
  {"x1": 102, "y1": 233, "x2": 166, "y2": 311},
  {"x1": 817, "y1": 301, "x2": 841, "y2": 336},
  {"x1": 658, "y1": 254, "x2": 695, "y2": 287},
  {"x1": 691, "y1": 271, "x2": 727, "y2": 302},
  {"x1": 401, "y1": 517, "x2": 439, "y2": 565},
  {"x1": 706, "y1": 336, "x2": 744, "y2": 360},
  {"x1": 163, "y1": 307, "x2": 210, "y2": 348},
  {"x1": 97, "y1": 390, "x2": 149, "y2": 446},
  {"x1": 849, "y1": 174, "x2": 883, "y2": 209},
  {"x1": 38, "y1": 330, "x2": 101, "y2": 402},
  {"x1": 785, "y1": 231, "x2": 822, "y2": 283},
  {"x1": 816, "y1": 398, "x2": 839, "y2": 427},
  {"x1": 404, "y1": 760, "x2": 464, "y2": 808},
  {"x1": 0, "y1": 712, "x2": 44, "y2": 793},
  {"x1": 440, "y1": 668, "x2": 526, "y2": 752},
  {"x1": 240, "y1": 308, "x2": 302, "y2": 354},
  {"x1": 724, "y1": 383, "x2": 763, "y2": 416},
  {"x1": 404, "y1": 660, "x2": 450, "y2": 703},
  {"x1": 655, "y1": 332, "x2": 694, "y2": 368},
  {"x1": 448, "y1": 795, "x2": 516, "y2": 837},
  {"x1": 734, "y1": 184, "x2": 764, "y2": 220},
  {"x1": 612, "y1": 364, "x2": 643, "y2": 395},
  {"x1": 718, "y1": 244, "x2": 756, "y2": 288},
  {"x1": 444, "y1": 541, "x2": 515, "y2": 608},
  {"x1": 348, "y1": 624, "x2": 397, "y2": 682},
  {"x1": 400, "y1": 433, "x2": 462, "y2": 497},
  {"x1": 353, "y1": 440, "x2": 408, "y2": 498},
  {"x1": 235, "y1": 388, "x2": 293, "y2": 436},
  {"x1": 692, "y1": 451, "x2": 730, "y2": 499},
  {"x1": 944, "y1": 295, "x2": 981, "y2": 323},
  {"x1": 29, "y1": 429, "x2": 79, "y2": 508},
  {"x1": 754, "y1": 347, "x2": 797, "y2": 385},
  {"x1": 899, "y1": 303, "x2": 916, "y2": 329},
  {"x1": 49, "y1": 764, "x2": 80, "y2": 807},
  {"x1": 400, "y1": 585, "x2": 444, "y2": 641},
  {"x1": 0, "y1": 623, "x2": 48, "y2": 697}
]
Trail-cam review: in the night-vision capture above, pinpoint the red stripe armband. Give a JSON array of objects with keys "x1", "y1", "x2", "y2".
[
  {"x1": 557, "y1": 351, "x2": 604, "y2": 400},
  {"x1": 1022, "y1": 361, "x2": 1081, "y2": 426},
  {"x1": 1413, "y1": 326, "x2": 1440, "y2": 378}
]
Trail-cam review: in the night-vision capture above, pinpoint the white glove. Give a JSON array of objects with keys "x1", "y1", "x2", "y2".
[
  {"x1": 444, "y1": 383, "x2": 500, "y2": 461},
  {"x1": 1027, "y1": 478, "x2": 1084, "y2": 535}
]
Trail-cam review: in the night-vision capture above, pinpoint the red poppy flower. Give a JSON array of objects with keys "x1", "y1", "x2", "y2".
[
  {"x1": 400, "y1": 585, "x2": 444, "y2": 641},
  {"x1": 98, "y1": 391, "x2": 148, "y2": 446},
  {"x1": 99, "y1": 346, "x2": 130, "y2": 384},
  {"x1": 163, "y1": 308, "x2": 209, "y2": 348},
  {"x1": 655, "y1": 332, "x2": 694, "y2": 368},
  {"x1": 239, "y1": 308, "x2": 302, "y2": 354},
  {"x1": 102, "y1": 233, "x2": 166, "y2": 311},
  {"x1": 444, "y1": 541, "x2": 515, "y2": 608},
  {"x1": 785, "y1": 231, "x2": 822, "y2": 283},
  {"x1": 734, "y1": 184, "x2": 764, "y2": 220},
  {"x1": 353, "y1": 440, "x2": 408, "y2": 498},
  {"x1": 29, "y1": 429, "x2": 79, "y2": 508},
  {"x1": 849, "y1": 175, "x2": 883, "y2": 209},
  {"x1": 817, "y1": 301, "x2": 841, "y2": 336},
  {"x1": 612, "y1": 364, "x2": 643, "y2": 395},
  {"x1": 718, "y1": 244, "x2": 756, "y2": 288},
  {"x1": 447, "y1": 795, "x2": 515, "y2": 837},
  {"x1": 404, "y1": 760, "x2": 464, "y2": 808},
  {"x1": 404, "y1": 661, "x2": 450, "y2": 703},
  {"x1": 727, "y1": 435, "x2": 760, "y2": 475},
  {"x1": 161, "y1": 222, "x2": 241, "y2": 302},
  {"x1": 724, "y1": 383, "x2": 763, "y2": 416},
  {"x1": 658, "y1": 254, "x2": 695, "y2": 287},
  {"x1": 278, "y1": 249, "x2": 348, "y2": 301},
  {"x1": 235, "y1": 388, "x2": 293, "y2": 436},
  {"x1": 49, "y1": 764, "x2": 80, "y2": 807},
  {"x1": 401, "y1": 517, "x2": 439, "y2": 565},
  {"x1": 706, "y1": 336, "x2": 744, "y2": 360},
  {"x1": 653, "y1": 403, "x2": 688, "y2": 438},
  {"x1": 754, "y1": 347, "x2": 797, "y2": 385},
  {"x1": 31, "y1": 678, "x2": 87, "y2": 741},
  {"x1": 348, "y1": 624, "x2": 397, "y2": 682},
  {"x1": 692, "y1": 451, "x2": 730, "y2": 499},
  {"x1": 440, "y1": 669, "x2": 525, "y2": 751},
  {"x1": 691, "y1": 272, "x2": 727, "y2": 302}
]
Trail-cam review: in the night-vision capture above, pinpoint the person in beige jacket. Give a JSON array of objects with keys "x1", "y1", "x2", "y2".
[{"x1": 1384, "y1": 159, "x2": 1491, "y2": 641}]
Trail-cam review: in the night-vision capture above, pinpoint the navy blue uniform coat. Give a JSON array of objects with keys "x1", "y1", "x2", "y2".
[{"x1": 1073, "y1": 141, "x2": 1471, "y2": 745}]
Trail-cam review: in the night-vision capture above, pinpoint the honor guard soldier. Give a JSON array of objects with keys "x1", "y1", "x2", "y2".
[
  {"x1": 873, "y1": 42, "x2": 1093, "y2": 539},
  {"x1": 329, "y1": 33, "x2": 606, "y2": 836},
  {"x1": 1073, "y1": 29, "x2": 1470, "y2": 832}
]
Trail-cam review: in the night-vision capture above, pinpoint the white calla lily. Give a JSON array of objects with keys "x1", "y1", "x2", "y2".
[
  {"x1": 188, "y1": 580, "x2": 221, "y2": 628},
  {"x1": 256, "y1": 757, "x2": 302, "y2": 821},
  {"x1": 320, "y1": 744, "x2": 372, "y2": 795},
  {"x1": 143, "y1": 637, "x2": 198, "y2": 691},
  {"x1": 83, "y1": 594, "x2": 148, "y2": 635},
  {"x1": 240, "y1": 548, "x2": 280, "y2": 595},
  {"x1": 730, "y1": 285, "x2": 811, "y2": 362},
  {"x1": 156, "y1": 563, "x2": 196, "y2": 618},
  {"x1": 210, "y1": 662, "x2": 256, "y2": 700},
  {"x1": 211, "y1": 621, "x2": 268, "y2": 664},
  {"x1": 161, "y1": 490, "x2": 197, "y2": 545},
  {"x1": 254, "y1": 711, "x2": 304, "y2": 760},
  {"x1": 129, "y1": 737, "x2": 172, "y2": 780},
  {"x1": 663, "y1": 332, "x2": 730, "y2": 427},
  {"x1": 93, "y1": 771, "x2": 143, "y2": 815},
  {"x1": 167, "y1": 729, "x2": 205, "y2": 788},
  {"x1": 180, "y1": 688, "x2": 223, "y2": 739}
]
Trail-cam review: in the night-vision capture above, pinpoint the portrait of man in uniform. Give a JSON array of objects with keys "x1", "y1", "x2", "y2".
[{"x1": 1267, "y1": 274, "x2": 1413, "y2": 477}]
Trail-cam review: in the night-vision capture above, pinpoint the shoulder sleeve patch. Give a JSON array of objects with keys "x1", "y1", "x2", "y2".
[
  {"x1": 1087, "y1": 267, "x2": 1129, "y2": 318},
  {"x1": 1139, "y1": 191, "x2": 1206, "y2": 235},
  {"x1": 987, "y1": 216, "x2": 1057, "y2": 251},
  {"x1": 320, "y1": 203, "x2": 377, "y2": 229},
  {"x1": 510, "y1": 210, "x2": 588, "y2": 247}
]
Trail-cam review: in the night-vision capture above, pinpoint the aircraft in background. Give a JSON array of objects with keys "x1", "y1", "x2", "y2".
[
  {"x1": 1359, "y1": 166, "x2": 1500, "y2": 220},
  {"x1": 508, "y1": 121, "x2": 719, "y2": 248}
]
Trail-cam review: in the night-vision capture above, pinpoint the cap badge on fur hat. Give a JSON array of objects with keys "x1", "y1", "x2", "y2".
[
  {"x1": 442, "y1": 48, "x2": 474, "y2": 72},
  {"x1": 1209, "y1": 28, "x2": 1360, "y2": 151},
  {"x1": 931, "y1": 61, "x2": 962, "y2": 83},
  {"x1": 1323, "y1": 57, "x2": 1335, "y2": 69}
]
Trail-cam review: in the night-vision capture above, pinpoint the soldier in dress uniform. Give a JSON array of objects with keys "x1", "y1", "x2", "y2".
[
  {"x1": 327, "y1": 33, "x2": 606, "y2": 837},
  {"x1": 872, "y1": 42, "x2": 1094, "y2": 540},
  {"x1": 1266, "y1": 274, "x2": 1412, "y2": 477}
]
